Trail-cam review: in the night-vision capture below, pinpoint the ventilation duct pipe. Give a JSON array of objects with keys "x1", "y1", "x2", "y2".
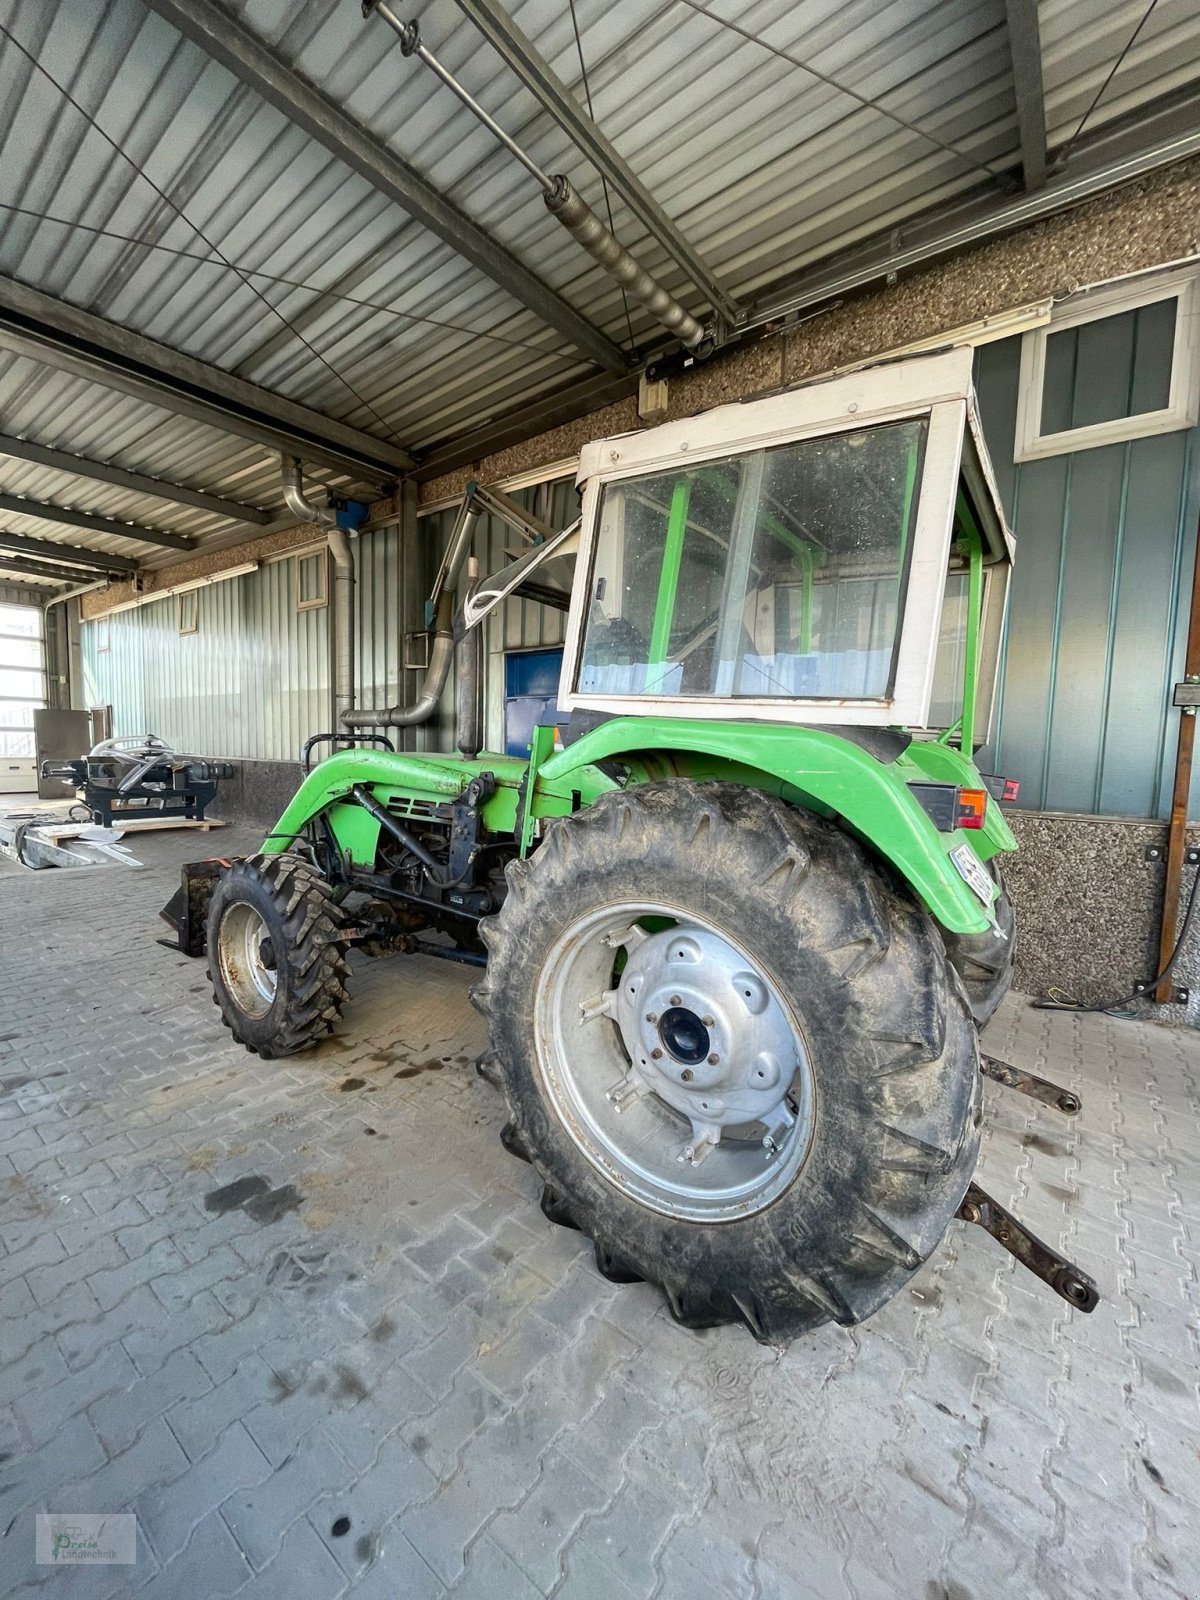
[
  {"x1": 362, "y1": 4, "x2": 710, "y2": 353},
  {"x1": 281, "y1": 456, "x2": 356, "y2": 726},
  {"x1": 342, "y1": 490, "x2": 483, "y2": 729}
]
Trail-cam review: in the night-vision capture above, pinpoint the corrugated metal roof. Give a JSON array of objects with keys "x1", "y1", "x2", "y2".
[{"x1": 1, "y1": 0, "x2": 1197, "y2": 586}]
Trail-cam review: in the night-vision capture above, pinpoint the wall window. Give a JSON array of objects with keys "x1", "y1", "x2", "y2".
[
  {"x1": 1015, "y1": 273, "x2": 1198, "y2": 461},
  {"x1": 295, "y1": 551, "x2": 327, "y2": 611},
  {"x1": 95, "y1": 615, "x2": 110, "y2": 653},
  {"x1": 178, "y1": 590, "x2": 199, "y2": 634},
  {"x1": 0, "y1": 602, "x2": 45, "y2": 758}
]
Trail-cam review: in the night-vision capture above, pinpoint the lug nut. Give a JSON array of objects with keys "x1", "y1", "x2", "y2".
[
  {"x1": 702, "y1": 1015, "x2": 715, "y2": 1027},
  {"x1": 651, "y1": 1047, "x2": 663, "y2": 1059},
  {"x1": 708, "y1": 1053, "x2": 720, "y2": 1066},
  {"x1": 670, "y1": 995, "x2": 681, "y2": 1006},
  {"x1": 681, "y1": 1069, "x2": 694, "y2": 1082},
  {"x1": 646, "y1": 1012, "x2": 658, "y2": 1024}
]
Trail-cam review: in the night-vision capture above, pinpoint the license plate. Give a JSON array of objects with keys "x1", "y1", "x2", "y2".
[{"x1": 950, "y1": 843, "x2": 995, "y2": 908}]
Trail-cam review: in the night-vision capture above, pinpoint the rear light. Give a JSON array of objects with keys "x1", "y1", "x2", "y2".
[
  {"x1": 980, "y1": 773, "x2": 1020, "y2": 805},
  {"x1": 909, "y1": 782, "x2": 989, "y2": 832},
  {"x1": 956, "y1": 789, "x2": 988, "y2": 830}
]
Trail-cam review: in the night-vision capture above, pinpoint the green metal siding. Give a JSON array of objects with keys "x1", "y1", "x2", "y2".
[{"x1": 975, "y1": 336, "x2": 1198, "y2": 820}]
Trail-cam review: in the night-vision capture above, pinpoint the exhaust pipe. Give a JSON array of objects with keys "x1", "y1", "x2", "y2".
[
  {"x1": 345, "y1": 490, "x2": 486, "y2": 729},
  {"x1": 455, "y1": 558, "x2": 483, "y2": 758},
  {"x1": 281, "y1": 456, "x2": 356, "y2": 725},
  {"x1": 342, "y1": 597, "x2": 454, "y2": 729}
]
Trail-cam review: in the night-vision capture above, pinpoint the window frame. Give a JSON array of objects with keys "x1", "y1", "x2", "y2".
[
  {"x1": 1014, "y1": 272, "x2": 1199, "y2": 463},
  {"x1": 178, "y1": 590, "x2": 199, "y2": 635},
  {"x1": 295, "y1": 550, "x2": 328, "y2": 612}
]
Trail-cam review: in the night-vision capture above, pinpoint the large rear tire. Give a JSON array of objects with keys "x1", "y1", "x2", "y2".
[
  {"x1": 944, "y1": 864, "x2": 1015, "y2": 1029},
  {"x1": 207, "y1": 853, "x2": 351, "y2": 1058},
  {"x1": 474, "y1": 782, "x2": 981, "y2": 1344}
]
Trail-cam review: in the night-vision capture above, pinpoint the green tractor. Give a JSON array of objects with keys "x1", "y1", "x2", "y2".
[{"x1": 169, "y1": 349, "x2": 1097, "y2": 1342}]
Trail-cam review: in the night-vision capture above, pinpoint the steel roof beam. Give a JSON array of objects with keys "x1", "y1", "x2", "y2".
[
  {"x1": 142, "y1": 0, "x2": 627, "y2": 376},
  {"x1": 1005, "y1": 0, "x2": 1048, "y2": 191},
  {"x1": 0, "y1": 275, "x2": 415, "y2": 483},
  {"x1": 415, "y1": 369, "x2": 639, "y2": 481},
  {"x1": 0, "y1": 531, "x2": 137, "y2": 575},
  {"x1": 0, "y1": 433, "x2": 271, "y2": 526},
  {"x1": 451, "y1": 0, "x2": 737, "y2": 325},
  {"x1": 0, "y1": 491, "x2": 193, "y2": 552},
  {"x1": 0, "y1": 554, "x2": 113, "y2": 586},
  {"x1": 746, "y1": 90, "x2": 1200, "y2": 330},
  {"x1": 414, "y1": 90, "x2": 1200, "y2": 472}
]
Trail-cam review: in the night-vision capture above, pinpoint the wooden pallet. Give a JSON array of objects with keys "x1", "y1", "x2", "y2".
[{"x1": 34, "y1": 817, "x2": 227, "y2": 843}]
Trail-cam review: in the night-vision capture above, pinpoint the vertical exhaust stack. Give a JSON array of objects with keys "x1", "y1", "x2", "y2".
[
  {"x1": 280, "y1": 456, "x2": 356, "y2": 727},
  {"x1": 343, "y1": 489, "x2": 484, "y2": 729},
  {"x1": 455, "y1": 557, "x2": 484, "y2": 759}
]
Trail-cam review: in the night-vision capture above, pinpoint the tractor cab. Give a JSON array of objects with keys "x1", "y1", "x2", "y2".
[{"x1": 478, "y1": 347, "x2": 1012, "y2": 757}]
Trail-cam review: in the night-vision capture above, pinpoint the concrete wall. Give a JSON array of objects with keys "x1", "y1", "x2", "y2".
[
  {"x1": 1005, "y1": 811, "x2": 1200, "y2": 1026},
  {"x1": 211, "y1": 758, "x2": 304, "y2": 831}
]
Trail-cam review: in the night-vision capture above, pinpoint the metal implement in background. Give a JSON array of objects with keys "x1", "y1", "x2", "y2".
[
  {"x1": 40, "y1": 735, "x2": 234, "y2": 827},
  {"x1": 361, "y1": 3, "x2": 711, "y2": 354}
]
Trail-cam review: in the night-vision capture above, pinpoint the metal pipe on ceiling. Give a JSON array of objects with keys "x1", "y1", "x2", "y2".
[
  {"x1": 450, "y1": 0, "x2": 739, "y2": 326},
  {"x1": 364, "y1": 5, "x2": 710, "y2": 354},
  {"x1": 142, "y1": 0, "x2": 626, "y2": 377}
]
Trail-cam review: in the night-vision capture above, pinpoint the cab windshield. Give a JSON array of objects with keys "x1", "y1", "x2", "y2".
[{"x1": 576, "y1": 418, "x2": 928, "y2": 701}]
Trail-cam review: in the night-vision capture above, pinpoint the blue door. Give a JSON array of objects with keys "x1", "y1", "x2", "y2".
[{"x1": 504, "y1": 649, "x2": 563, "y2": 756}]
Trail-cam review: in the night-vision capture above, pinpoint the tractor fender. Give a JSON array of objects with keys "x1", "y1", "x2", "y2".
[{"x1": 536, "y1": 718, "x2": 1013, "y2": 936}]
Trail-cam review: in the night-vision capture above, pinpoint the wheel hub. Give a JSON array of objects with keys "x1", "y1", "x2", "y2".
[
  {"x1": 657, "y1": 1006, "x2": 709, "y2": 1065},
  {"x1": 535, "y1": 902, "x2": 814, "y2": 1220},
  {"x1": 216, "y1": 901, "x2": 278, "y2": 1019},
  {"x1": 611, "y1": 925, "x2": 799, "y2": 1162}
]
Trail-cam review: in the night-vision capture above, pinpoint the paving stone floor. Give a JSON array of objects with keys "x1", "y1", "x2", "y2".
[{"x1": 0, "y1": 825, "x2": 1198, "y2": 1598}]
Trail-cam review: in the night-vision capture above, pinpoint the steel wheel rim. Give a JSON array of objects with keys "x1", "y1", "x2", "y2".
[
  {"x1": 534, "y1": 901, "x2": 814, "y2": 1221},
  {"x1": 217, "y1": 901, "x2": 278, "y2": 1019}
]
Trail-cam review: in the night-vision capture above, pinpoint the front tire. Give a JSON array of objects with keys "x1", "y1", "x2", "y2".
[
  {"x1": 474, "y1": 782, "x2": 981, "y2": 1344},
  {"x1": 207, "y1": 853, "x2": 351, "y2": 1058}
]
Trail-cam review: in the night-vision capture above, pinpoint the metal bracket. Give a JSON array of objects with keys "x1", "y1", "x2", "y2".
[
  {"x1": 1144, "y1": 843, "x2": 1200, "y2": 864},
  {"x1": 957, "y1": 1182, "x2": 1099, "y2": 1312},
  {"x1": 1132, "y1": 980, "x2": 1189, "y2": 1004},
  {"x1": 980, "y1": 1055, "x2": 1081, "y2": 1115}
]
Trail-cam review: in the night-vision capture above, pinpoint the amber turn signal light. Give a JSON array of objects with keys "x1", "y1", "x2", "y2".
[{"x1": 956, "y1": 789, "x2": 988, "y2": 830}]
